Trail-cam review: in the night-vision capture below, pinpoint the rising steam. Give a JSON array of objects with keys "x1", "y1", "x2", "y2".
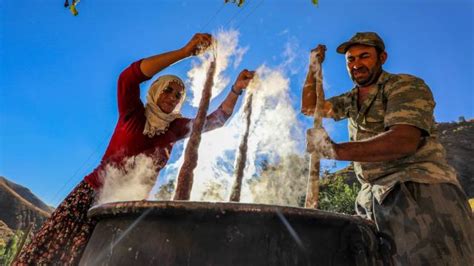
[
  {"x1": 187, "y1": 29, "x2": 249, "y2": 107},
  {"x1": 161, "y1": 62, "x2": 307, "y2": 206},
  {"x1": 98, "y1": 29, "x2": 334, "y2": 207},
  {"x1": 97, "y1": 154, "x2": 158, "y2": 205}
]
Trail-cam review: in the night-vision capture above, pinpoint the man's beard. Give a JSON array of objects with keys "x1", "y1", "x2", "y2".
[{"x1": 350, "y1": 61, "x2": 383, "y2": 87}]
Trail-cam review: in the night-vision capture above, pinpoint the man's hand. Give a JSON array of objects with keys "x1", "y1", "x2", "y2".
[
  {"x1": 306, "y1": 127, "x2": 337, "y2": 159},
  {"x1": 302, "y1": 45, "x2": 325, "y2": 117},
  {"x1": 233, "y1": 69, "x2": 256, "y2": 94},
  {"x1": 310, "y1": 45, "x2": 326, "y2": 65},
  {"x1": 182, "y1": 33, "x2": 213, "y2": 57}
]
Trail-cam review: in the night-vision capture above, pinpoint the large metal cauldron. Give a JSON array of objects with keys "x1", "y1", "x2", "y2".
[{"x1": 80, "y1": 201, "x2": 392, "y2": 266}]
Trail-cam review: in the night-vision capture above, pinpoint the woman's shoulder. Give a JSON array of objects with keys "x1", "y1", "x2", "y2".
[{"x1": 120, "y1": 105, "x2": 146, "y2": 125}]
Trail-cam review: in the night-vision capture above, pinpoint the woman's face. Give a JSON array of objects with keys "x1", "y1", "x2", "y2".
[{"x1": 156, "y1": 81, "x2": 184, "y2": 114}]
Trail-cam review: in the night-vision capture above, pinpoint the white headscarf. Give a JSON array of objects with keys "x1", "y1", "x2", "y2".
[{"x1": 143, "y1": 75, "x2": 186, "y2": 138}]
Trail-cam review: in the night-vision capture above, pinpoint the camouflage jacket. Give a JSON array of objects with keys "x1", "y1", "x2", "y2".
[{"x1": 327, "y1": 71, "x2": 459, "y2": 206}]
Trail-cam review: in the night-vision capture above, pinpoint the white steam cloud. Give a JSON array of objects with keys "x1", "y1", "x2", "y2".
[
  {"x1": 97, "y1": 154, "x2": 158, "y2": 205},
  {"x1": 280, "y1": 36, "x2": 303, "y2": 75},
  {"x1": 187, "y1": 29, "x2": 249, "y2": 107},
  {"x1": 239, "y1": 65, "x2": 307, "y2": 204},
  {"x1": 97, "y1": 30, "x2": 335, "y2": 207},
  {"x1": 160, "y1": 63, "x2": 307, "y2": 206}
]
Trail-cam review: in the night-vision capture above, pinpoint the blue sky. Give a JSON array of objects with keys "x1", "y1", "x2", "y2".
[{"x1": 1, "y1": 0, "x2": 473, "y2": 206}]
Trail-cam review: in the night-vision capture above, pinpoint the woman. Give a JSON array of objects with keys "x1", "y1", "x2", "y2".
[{"x1": 14, "y1": 33, "x2": 255, "y2": 265}]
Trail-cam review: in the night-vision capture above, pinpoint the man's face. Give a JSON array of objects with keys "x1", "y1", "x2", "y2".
[
  {"x1": 345, "y1": 45, "x2": 387, "y2": 87},
  {"x1": 156, "y1": 81, "x2": 184, "y2": 114}
]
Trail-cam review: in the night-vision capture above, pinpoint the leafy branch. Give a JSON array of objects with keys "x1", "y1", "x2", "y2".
[{"x1": 64, "y1": 0, "x2": 80, "y2": 16}]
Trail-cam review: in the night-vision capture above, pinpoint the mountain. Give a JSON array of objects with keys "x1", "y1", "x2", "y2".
[
  {"x1": 0, "y1": 176, "x2": 53, "y2": 232},
  {"x1": 437, "y1": 119, "x2": 474, "y2": 198}
]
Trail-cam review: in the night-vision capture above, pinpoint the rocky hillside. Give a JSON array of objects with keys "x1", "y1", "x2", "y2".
[
  {"x1": 329, "y1": 119, "x2": 474, "y2": 198},
  {"x1": 437, "y1": 119, "x2": 474, "y2": 197},
  {"x1": 0, "y1": 176, "x2": 53, "y2": 232}
]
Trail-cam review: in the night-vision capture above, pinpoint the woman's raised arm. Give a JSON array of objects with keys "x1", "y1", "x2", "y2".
[{"x1": 140, "y1": 33, "x2": 213, "y2": 78}]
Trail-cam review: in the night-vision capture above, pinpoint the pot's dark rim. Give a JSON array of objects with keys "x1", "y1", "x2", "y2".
[{"x1": 88, "y1": 201, "x2": 371, "y2": 225}]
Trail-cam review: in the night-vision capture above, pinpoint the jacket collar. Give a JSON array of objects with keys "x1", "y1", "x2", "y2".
[{"x1": 351, "y1": 70, "x2": 391, "y2": 123}]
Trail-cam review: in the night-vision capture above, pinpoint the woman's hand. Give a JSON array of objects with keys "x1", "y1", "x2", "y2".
[
  {"x1": 232, "y1": 69, "x2": 256, "y2": 94},
  {"x1": 182, "y1": 33, "x2": 213, "y2": 57},
  {"x1": 140, "y1": 33, "x2": 212, "y2": 78},
  {"x1": 220, "y1": 69, "x2": 255, "y2": 115}
]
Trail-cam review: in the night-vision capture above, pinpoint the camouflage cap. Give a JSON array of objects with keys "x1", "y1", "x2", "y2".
[{"x1": 337, "y1": 32, "x2": 385, "y2": 54}]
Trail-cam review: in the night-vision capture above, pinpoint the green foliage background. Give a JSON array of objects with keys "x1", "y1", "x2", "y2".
[
  {"x1": 318, "y1": 175, "x2": 360, "y2": 214},
  {"x1": 0, "y1": 230, "x2": 25, "y2": 265}
]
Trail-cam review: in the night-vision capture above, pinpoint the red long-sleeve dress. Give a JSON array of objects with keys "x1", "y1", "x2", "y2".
[
  {"x1": 85, "y1": 60, "x2": 229, "y2": 189},
  {"x1": 14, "y1": 60, "x2": 230, "y2": 265}
]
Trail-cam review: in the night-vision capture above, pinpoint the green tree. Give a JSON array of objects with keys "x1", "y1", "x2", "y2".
[
  {"x1": 0, "y1": 230, "x2": 24, "y2": 265},
  {"x1": 155, "y1": 180, "x2": 176, "y2": 200},
  {"x1": 318, "y1": 175, "x2": 360, "y2": 214}
]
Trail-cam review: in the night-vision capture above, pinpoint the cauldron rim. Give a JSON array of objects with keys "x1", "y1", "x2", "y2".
[{"x1": 88, "y1": 200, "x2": 372, "y2": 227}]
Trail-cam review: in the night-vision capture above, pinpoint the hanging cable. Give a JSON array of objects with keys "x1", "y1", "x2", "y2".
[
  {"x1": 222, "y1": 0, "x2": 251, "y2": 28},
  {"x1": 234, "y1": 0, "x2": 265, "y2": 31},
  {"x1": 200, "y1": 3, "x2": 226, "y2": 32},
  {"x1": 49, "y1": 132, "x2": 109, "y2": 205}
]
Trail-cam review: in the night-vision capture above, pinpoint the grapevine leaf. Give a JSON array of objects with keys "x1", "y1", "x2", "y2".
[{"x1": 69, "y1": 5, "x2": 78, "y2": 16}]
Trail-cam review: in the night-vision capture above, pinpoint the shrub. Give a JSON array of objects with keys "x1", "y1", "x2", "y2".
[
  {"x1": 0, "y1": 230, "x2": 24, "y2": 265},
  {"x1": 318, "y1": 175, "x2": 360, "y2": 214}
]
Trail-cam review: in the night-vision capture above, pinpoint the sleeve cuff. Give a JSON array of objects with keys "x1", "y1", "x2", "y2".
[
  {"x1": 384, "y1": 119, "x2": 432, "y2": 136},
  {"x1": 131, "y1": 59, "x2": 152, "y2": 82}
]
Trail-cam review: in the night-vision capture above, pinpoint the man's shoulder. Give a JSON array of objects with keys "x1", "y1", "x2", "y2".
[
  {"x1": 382, "y1": 72, "x2": 430, "y2": 95},
  {"x1": 384, "y1": 72, "x2": 426, "y2": 85}
]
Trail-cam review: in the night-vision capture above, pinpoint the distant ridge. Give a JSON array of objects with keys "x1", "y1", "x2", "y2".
[
  {"x1": 0, "y1": 176, "x2": 53, "y2": 231},
  {"x1": 437, "y1": 119, "x2": 474, "y2": 197}
]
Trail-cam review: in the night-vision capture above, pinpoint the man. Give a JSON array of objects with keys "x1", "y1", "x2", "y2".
[{"x1": 302, "y1": 32, "x2": 473, "y2": 265}]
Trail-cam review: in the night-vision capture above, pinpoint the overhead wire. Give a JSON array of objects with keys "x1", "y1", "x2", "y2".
[
  {"x1": 222, "y1": 0, "x2": 251, "y2": 28},
  {"x1": 201, "y1": 0, "x2": 263, "y2": 32},
  {"x1": 199, "y1": 2, "x2": 226, "y2": 32},
  {"x1": 49, "y1": 132, "x2": 109, "y2": 205},
  {"x1": 234, "y1": 0, "x2": 265, "y2": 31}
]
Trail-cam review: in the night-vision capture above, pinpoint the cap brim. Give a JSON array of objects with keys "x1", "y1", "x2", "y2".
[
  {"x1": 336, "y1": 41, "x2": 379, "y2": 54},
  {"x1": 336, "y1": 41, "x2": 354, "y2": 54}
]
